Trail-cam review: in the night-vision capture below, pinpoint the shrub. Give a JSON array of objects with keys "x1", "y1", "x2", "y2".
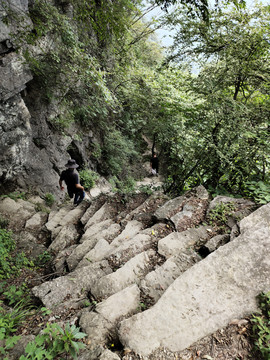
[
  {"x1": 79, "y1": 169, "x2": 99, "y2": 190},
  {"x1": 20, "y1": 322, "x2": 87, "y2": 359},
  {"x1": 44, "y1": 193, "x2": 55, "y2": 207}
]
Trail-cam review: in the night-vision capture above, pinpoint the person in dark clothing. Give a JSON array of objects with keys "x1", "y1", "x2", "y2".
[
  {"x1": 150, "y1": 152, "x2": 159, "y2": 176},
  {"x1": 59, "y1": 159, "x2": 85, "y2": 206}
]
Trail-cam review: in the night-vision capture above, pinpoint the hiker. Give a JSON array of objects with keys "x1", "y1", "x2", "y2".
[
  {"x1": 59, "y1": 159, "x2": 85, "y2": 206},
  {"x1": 150, "y1": 152, "x2": 159, "y2": 176}
]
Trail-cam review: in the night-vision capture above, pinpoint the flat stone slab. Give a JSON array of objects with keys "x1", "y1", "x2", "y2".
[
  {"x1": 80, "y1": 219, "x2": 114, "y2": 243},
  {"x1": 110, "y1": 220, "x2": 144, "y2": 248},
  {"x1": 80, "y1": 285, "x2": 140, "y2": 348},
  {"x1": 91, "y1": 250, "x2": 156, "y2": 299},
  {"x1": 109, "y1": 234, "x2": 152, "y2": 266},
  {"x1": 95, "y1": 284, "x2": 140, "y2": 323},
  {"x1": 140, "y1": 250, "x2": 201, "y2": 302},
  {"x1": 32, "y1": 261, "x2": 112, "y2": 309},
  {"x1": 25, "y1": 212, "x2": 48, "y2": 230},
  {"x1": 45, "y1": 207, "x2": 71, "y2": 232},
  {"x1": 78, "y1": 239, "x2": 112, "y2": 267},
  {"x1": 48, "y1": 224, "x2": 80, "y2": 255},
  {"x1": 84, "y1": 203, "x2": 112, "y2": 230},
  {"x1": 119, "y1": 203, "x2": 270, "y2": 356},
  {"x1": 158, "y1": 226, "x2": 212, "y2": 258}
]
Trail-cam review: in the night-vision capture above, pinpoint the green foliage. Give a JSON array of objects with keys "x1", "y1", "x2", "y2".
[
  {"x1": 2, "y1": 284, "x2": 30, "y2": 306},
  {"x1": 34, "y1": 251, "x2": 51, "y2": 267},
  {"x1": 19, "y1": 322, "x2": 87, "y2": 360},
  {"x1": 44, "y1": 193, "x2": 55, "y2": 207},
  {"x1": 0, "y1": 229, "x2": 34, "y2": 279},
  {"x1": 1, "y1": 192, "x2": 26, "y2": 201},
  {"x1": 109, "y1": 176, "x2": 136, "y2": 195},
  {"x1": 0, "y1": 229, "x2": 15, "y2": 279},
  {"x1": 208, "y1": 202, "x2": 236, "y2": 227},
  {"x1": 34, "y1": 203, "x2": 50, "y2": 214},
  {"x1": 138, "y1": 185, "x2": 154, "y2": 196},
  {"x1": 0, "y1": 216, "x2": 9, "y2": 229},
  {"x1": 39, "y1": 307, "x2": 52, "y2": 316},
  {"x1": 103, "y1": 129, "x2": 139, "y2": 177},
  {"x1": 79, "y1": 169, "x2": 99, "y2": 190},
  {"x1": 0, "y1": 298, "x2": 33, "y2": 338},
  {"x1": 251, "y1": 292, "x2": 270, "y2": 359},
  {"x1": 243, "y1": 181, "x2": 270, "y2": 205}
]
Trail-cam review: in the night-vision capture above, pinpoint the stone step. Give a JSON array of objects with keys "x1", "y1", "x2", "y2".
[
  {"x1": 80, "y1": 285, "x2": 140, "y2": 347},
  {"x1": 32, "y1": 260, "x2": 112, "y2": 309},
  {"x1": 48, "y1": 224, "x2": 80, "y2": 255},
  {"x1": 110, "y1": 220, "x2": 144, "y2": 248},
  {"x1": 84, "y1": 202, "x2": 113, "y2": 230},
  {"x1": 158, "y1": 225, "x2": 213, "y2": 259},
  {"x1": 66, "y1": 222, "x2": 121, "y2": 271},
  {"x1": 91, "y1": 250, "x2": 157, "y2": 300},
  {"x1": 45, "y1": 207, "x2": 72, "y2": 232},
  {"x1": 140, "y1": 250, "x2": 201, "y2": 302},
  {"x1": 118, "y1": 203, "x2": 270, "y2": 357}
]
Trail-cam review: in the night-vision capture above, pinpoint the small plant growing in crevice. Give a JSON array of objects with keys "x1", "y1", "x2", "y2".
[
  {"x1": 208, "y1": 201, "x2": 236, "y2": 227},
  {"x1": 251, "y1": 291, "x2": 270, "y2": 359},
  {"x1": 44, "y1": 193, "x2": 55, "y2": 207},
  {"x1": 1, "y1": 192, "x2": 27, "y2": 201}
]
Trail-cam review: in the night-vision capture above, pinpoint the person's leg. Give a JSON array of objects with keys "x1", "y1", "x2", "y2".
[
  {"x1": 74, "y1": 192, "x2": 80, "y2": 205},
  {"x1": 74, "y1": 189, "x2": 85, "y2": 205}
]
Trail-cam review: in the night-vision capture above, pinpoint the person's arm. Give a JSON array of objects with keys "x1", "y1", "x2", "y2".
[
  {"x1": 74, "y1": 173, "x2": 84, "y2": 191},
  {"x1": 59, "y1": 179, "x2": 64, "y2": 191},
  {"x1": 75, "y1": 183, "x2": 84, "y2": 191}
]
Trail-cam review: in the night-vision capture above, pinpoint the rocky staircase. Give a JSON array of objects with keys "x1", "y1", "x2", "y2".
[{"x1": 0, "y1": 182, "x2": 269, "y2": 360}]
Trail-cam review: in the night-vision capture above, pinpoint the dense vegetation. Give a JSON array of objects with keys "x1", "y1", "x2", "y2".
[{"x1": 6, "y1": 0, "x2": 270, "y2": 200}]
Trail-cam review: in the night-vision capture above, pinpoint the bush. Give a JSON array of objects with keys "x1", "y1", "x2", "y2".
[
  {"x1": 20, "y1": 322, "x2": 87, "y2": 360},
  {"x1": 79, "y1": 169, "x2": 99, "y2": 190},
  {"x1": 44, "y1": 193, "x2": 55, "y2": 207}
]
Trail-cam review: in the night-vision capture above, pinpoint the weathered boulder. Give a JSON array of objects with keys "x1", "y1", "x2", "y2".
[
  {"x1": 140, "y1": 250, "x2": 201, "y2": 302},
  {"x1": 99, "y1": 350, "x2": 121, "y2": 360},
  {"x1": 204, "y1": 234, "x2": 230, "y2": 253},
  {"x1": 80, "y1": 285, "x2": 140, "y2": 347},
  {"x1": 25, "y1": 212, "x2": 48, "y2": 230},
  {"x1": 0, "y1": 197, "x2": 36, "y2": 229},
  {"x1": 158, "y1": 226, "x2": 212, "y2": 258},
  {"x1": 48, "y1": 224, "x2": 80, "y2": 254},
  {"x1": 91, "y1": 250, "x2": 156, "y2": 299},
  {"x1": 32, "y1": 260, "x2": 112, "y2": 308},
  {"x1": 119, "y1": 203, "x2": 270, "y2": 356},
  {"x1": 154, "y1": 186, "x2": 209, "y2": 231},
  {"x1": 110, "y1": 220, "x2": 144, "y2": 248}
]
